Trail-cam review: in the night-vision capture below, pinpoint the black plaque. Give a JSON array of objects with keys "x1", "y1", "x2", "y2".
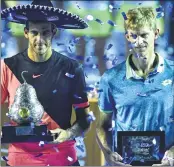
[{"x1": 117, "y1": 131, "x2": 165, "y2": 166}]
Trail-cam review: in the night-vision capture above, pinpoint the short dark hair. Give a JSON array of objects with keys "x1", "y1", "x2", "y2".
[{"x1": 25, "y1": 21, "x2": 57, "y2": 32}]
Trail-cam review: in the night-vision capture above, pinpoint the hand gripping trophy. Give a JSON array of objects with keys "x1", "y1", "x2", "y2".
[{"x1": 1, "y1": 71, "x2": 53, "y2": 143}]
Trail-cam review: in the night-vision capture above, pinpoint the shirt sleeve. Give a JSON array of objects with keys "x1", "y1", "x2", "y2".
[
  {"x1": 98, "y1": 75, "x2": 114, "y2": 113},
  {"x1": 1, "y1": 59, "x2": 8, "y2": 104},
  {"x1": 72, "y1": 64, "x2": 89, "y2": 109}
]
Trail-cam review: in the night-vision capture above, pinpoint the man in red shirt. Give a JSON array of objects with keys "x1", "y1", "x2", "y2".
[{"x1": 1, "y1": 0, "x2": 91, "y2": 166}]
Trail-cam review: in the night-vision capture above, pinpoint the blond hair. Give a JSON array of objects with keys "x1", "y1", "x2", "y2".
[{"x1": 124, "y1": 7, "x2": 157, "y2": 31}]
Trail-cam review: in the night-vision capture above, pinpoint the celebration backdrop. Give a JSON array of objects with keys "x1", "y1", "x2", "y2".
[{"x1": 1, "y1": 0, "x2": 174, "y2": 166}]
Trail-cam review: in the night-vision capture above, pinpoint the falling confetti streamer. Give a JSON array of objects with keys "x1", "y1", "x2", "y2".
[
  {"x1": 112, "y1": 57, "x2": 118, "y2": 66},
  {"x1": 39, "y1": 141, "x2": 45, "y2": 147},
  {"x1": 67, "y1": 156, "x2": 73, "y2": 162},
  {"x1": 137, "y1": 93, "x2": 148, "y2": 97},
  {"x1": 2, "y1": 156, "x2": 8, "y2": 161},
  {"x1": 86, "y1": 15, "x2": 94, "y2": 21},
  {"x1": 91, "y1": 64, "x2": 98, "y2": 69},
  {"x1": 65, "y1": 73, "x2": 75, "y2": 78},
  {"x1": 74, "y1": 94, "x2": 82, "y2": 99},
  {"x1": 76, "y1": 2, "x2": 81, "y2": 9},
  {"x1": 86, "y1": 56, "x2": 92, "y2": 62},
  {"x1": 122, "y1": 12, "x2": 127, "y2": 20},
  {"x1": 95, "y1": 18, "x2": 104, "y2": 25},
  {"x1": 131, "y1": 33, "x2": 137, "y2": 39},
  {"x1": 86, "y1": 111, "x2": 96, "y2": 123},
  {"x1": 76, "y1": 145, "x2": 85, "y2": 152},
  {"x1": 52, "y1": 89, "x2": 57, "y2": 94},
  {"x1": 68, "y1": 46, "x2": 72, "y2": 53},
  {"x1": 56, "y1": 43, "x2": 64, "y2": 46},
  {"x1": 53, "y1": 147, "x2": 59, "y2": 152},
  {"x1": 107, "y1": 44, "x2": 113, "y2": 50},
  {"x1": 97, "y1": 89, "x2": 103, "y2": 93},
  {"x1": 159, "y1": 125, "x2": 166, "y2": 131},
  {"x1": 156, "y1": 12, "x2": 164, "y2": 19},
  {"x1": 156, "y1": 6, "x2": 164, "y2": 12},
  {"x1": 107, "y1": 20, "x2": 117, "y2": 27}
]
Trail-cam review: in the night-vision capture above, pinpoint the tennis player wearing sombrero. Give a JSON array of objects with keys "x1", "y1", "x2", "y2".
[{"x1": 1, "y1": 0, "x2": 91, "y2": 166}]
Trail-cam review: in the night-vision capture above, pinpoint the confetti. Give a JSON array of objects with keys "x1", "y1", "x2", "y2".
[
  {"x1": 35, "y1": 153, "x2": 43, "y2": 157},
  {"x1": 122, "y1": 12, "x2": 127, "y2": 20},
  {"x1": 152, "y1": 138, "x2": 157, "y2": 145},
  {"x1": 156, "y1": 6, "x2": 164, "y2": 12},
  {"x1": 56, "y1": 43, "x2": 64, "y2": 46},
  {"x1": 107, "y1": 44, "x2": 113, "y2": 50},
  {"x1": 67, "y1": 156, "x2": 73, "y2": 162},
  {"x1": 97, "y1": 89, "x2": 103, "y2": 93},
  {"x1": 91, "y1": 64, "x2": 98, "y2": 69},
  {"x1": 112, "y1": 120, "x2": 115, "y2": 128},
  {"x1": 73, "y1": 37, "x2": 81, "y2": 44},
  {"x1": 95, "y1": 18, "x2": 104, "y2": 25},
  {"x1": 156, "y1": 12, "x2": 164, "y2": 19},
  {"x1": 86, "y1": 56, "x2": 92, "y2": 62},
  {"x1": 2, "y1": 156, "x2": 8, "y2": 161},
  {"x1": 53, "y1": 147, "x2": 59, "y2": 152},
  {"x1": 1, "y1": 43, "x2": 6, "y2": 48},
  {"x1": 107, "y1": 20, "x2": 117, "y2": 27},
  {"x1": 39, "y1": 141, "x2": 45, "y2": 147},
  {"x1": 109, "y1": 4, "x2": 114, "y2": 9},
  {"x1": 103, "y1": 54, "x2": 110, "y2": 61},
  {"x1": 52, "y1": 89, "x2": 57, "y2": 94},
  {"x1": 86, "y1": 111, "x2": 96, "y2": 123},
  {"x1": 162, "y1": 79, "x2": 172, "y2": 86},
  {"x1": 137, "y1": 93, "x2": 148, "y2": 97},
  {"x1": 112, "y1": 57, "x2": 118, "y2": 66},
  {"x1": 86, "y1": 15, "x2": 94, "y2": 21},
  {"x1": 65, "y1": 73, "x2": 75, "y2": 78},
  {"x1": 42, "y1": 132, "x2": 46, "y2": 136},
  {"x1": 131, "y1": 33, "x2": 137, "y2": 39},
  {"x1": 76, "y1": 145, "x2": 84, "y2": 152},
  {"x1": 108, "y1": 127, "x2": 112, "y2": 131},
  {"x1": 74, "y1": 94, "x2": 82, "y2": 99},
  {"x1": 68, "y1": 46, "x2": 72, "y2": 53},
  {"x1": 76, "y1": 2, "x2": 80, "y2": 9},
  {"x1": 159, "y1": 125, "x2": 166, "y2": 131},
  {"x1": 30, "y1": 122, "x2": 35, "y2": 128}
]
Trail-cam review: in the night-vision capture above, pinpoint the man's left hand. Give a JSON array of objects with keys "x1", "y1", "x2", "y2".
[
  {"x1": 152, "y1": 146, "x2": 174, "y2": 166},
  {"x1": 48, "y1": 128, "x2": 71, "y2": 144}
]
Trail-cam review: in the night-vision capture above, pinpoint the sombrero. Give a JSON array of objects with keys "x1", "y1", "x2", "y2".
[{"x1": 1, "y1": 0, "x2": 88, "y2": 29}]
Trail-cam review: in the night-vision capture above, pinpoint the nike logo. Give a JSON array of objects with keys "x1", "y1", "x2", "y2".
[{"x1": 32, "y1": 74, "x2": 43, "y2": 78}]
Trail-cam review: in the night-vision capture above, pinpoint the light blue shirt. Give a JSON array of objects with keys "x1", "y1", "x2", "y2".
[{"x1": 98, "y1": 53, "x2": 174, "y2": 149}]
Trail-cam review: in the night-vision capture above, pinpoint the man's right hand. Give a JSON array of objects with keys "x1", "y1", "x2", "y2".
[{"x1": 104, "y1": 151, "x2": 131, "y2": 166}]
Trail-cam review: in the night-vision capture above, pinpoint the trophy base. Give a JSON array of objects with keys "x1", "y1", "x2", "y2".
[{"x1": 1, "y1": 123, "x2": 53, "y2": 143}]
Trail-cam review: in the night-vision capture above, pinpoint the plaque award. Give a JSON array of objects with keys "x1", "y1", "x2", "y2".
[
  {"x1": 1, "y1": 71, "x2": 53, "y2": 143},
  {"x1": 117, "y1": 131, "x2": 165, "y2": 166}
]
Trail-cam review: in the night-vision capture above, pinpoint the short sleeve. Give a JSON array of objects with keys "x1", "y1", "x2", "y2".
[
  {"x1": 98, "y1": 76, "x2": 114, "y2": 113},
  {"x1": 1, "y1": 59, "x2": 8, "y2": 104},
  {"x1": 72, "y1": 65, "x2": 89, "y2": 109}
]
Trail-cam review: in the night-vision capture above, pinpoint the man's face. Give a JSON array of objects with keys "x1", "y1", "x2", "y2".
[
  {"x1": 24, "y1": 22, "x2": 54, "y2": 55},
  {"x1": 126, "y1": 25, "x2": 159, "y2": 59}
]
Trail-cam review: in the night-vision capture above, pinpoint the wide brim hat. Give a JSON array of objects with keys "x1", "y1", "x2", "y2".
[{"x1": 1, "y1": 0, "x2": 88, "y2": 29}]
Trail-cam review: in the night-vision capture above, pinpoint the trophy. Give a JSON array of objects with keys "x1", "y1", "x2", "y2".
[{"x1": 1, "y1": 71, "x2": 53, "y2": 143}]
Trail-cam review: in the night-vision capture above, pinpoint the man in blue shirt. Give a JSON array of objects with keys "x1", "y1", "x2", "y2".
[{"x1": 96, "y1": 7, "x2": 174, "y2": 166}]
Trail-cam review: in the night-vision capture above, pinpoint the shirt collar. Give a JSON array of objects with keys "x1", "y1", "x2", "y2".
[{"x1": 126, "y1": 53, "x2": 164, "y2": 80}]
